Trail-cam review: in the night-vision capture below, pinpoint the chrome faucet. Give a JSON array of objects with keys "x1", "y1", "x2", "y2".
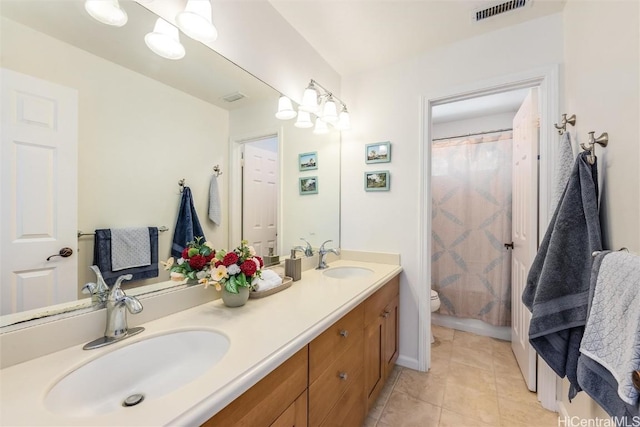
[
  {"x1": 83, "y1": 273, "x2": 144, "y2": 350},
  {"x1": 293, "y1": 238, "x2": 314, "y2": 257},
  {"x1": 316, "y1": 240, "x2": 340, "y2": 270},
  {"x1": 81, "y1": 265, "x2": 110, "y2": 306}
]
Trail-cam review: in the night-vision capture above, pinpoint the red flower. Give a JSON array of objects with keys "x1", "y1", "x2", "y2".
[
  {"x1": 181, "y1": 248, "x2": 190, "y2": 259},
  {"x1": 206, "y1": 251, "x2": 216, "y2": 262},
  {"x1": 188, "y1": 254, "x2": 207, "y2": 270},
  {"x1": 240, "y1": 260, "x2": 257, "y2": 277},
  {"x1": 223, "y1": 252, "x2": 239, "y2": 266},
  {"x1": 255, "y1": 256, "x2": 264, "y2": 268},
  {"x1": 215, "y1": 260, "x2": 222, "y2": 268}
]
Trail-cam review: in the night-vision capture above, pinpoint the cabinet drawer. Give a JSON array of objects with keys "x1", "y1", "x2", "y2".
[
  {"x1": 319, "y1": 368, "x2": 365, "y2": 427},
  {"x1": 271, "y1": 390, "x2": 307, "y2": 427},
  {"x1": 203, "y1": 348, "x2": 308, "y2": 427},
  {"x1": 364, "y1": 276, "x2": 399, "y2": 326},
  {"x1": 309, "y1": 304, "x2": 364, "y2": 383},
  {"x1": 309, "y1": 334, "x2": 363, "y2": 427}
]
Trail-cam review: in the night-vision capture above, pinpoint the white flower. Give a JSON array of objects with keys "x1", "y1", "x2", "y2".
[
  {"x1": 227, "y1": 264, "x2": 241, "y2": 275},
  {"x1": 248, "y1": 246, "x2": 256, "y2": 256},
  {"x1": 170, "y1": 271, "x2": 185, "y2": 282},
  {"x1": 211, "y1": 265, "x2": 229, "y2": 282},
  {"x1": 177, "y1": 258, "x2": 185, "y2": 265},
  {"x1": 196, "y1": 270, "x2": 208, "y2": 280},
  {"x1": 160, "y1": 257, "x2": 174, "y2": 271}
]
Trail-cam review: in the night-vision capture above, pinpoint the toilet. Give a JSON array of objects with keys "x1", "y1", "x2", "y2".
[{"x1": 430, "y1": 289, "x2": 441, "y2": 343}]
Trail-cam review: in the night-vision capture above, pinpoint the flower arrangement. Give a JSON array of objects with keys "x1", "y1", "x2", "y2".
[
  {"x1": 162, "y1": 237, "x2": 216, "y2": 284},
  {"x1": 208, "y1": 240, "x2": 264, "y2": 294}
]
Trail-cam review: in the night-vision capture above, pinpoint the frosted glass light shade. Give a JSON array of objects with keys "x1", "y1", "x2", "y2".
[
  {"x1": 294, "y1": 111, "x2": 313, "y2": 128},
  {"x1": 321, "y1": 98, "x2": 338, "y2": 124},
  {"x1": 84, "y1": 0, "x2": 128, "y2": 27},
  {"x1": 275, "y1": 96, "x2": 297, "y2": 120},
  {"x1": 176, "y1": 0, "x2": 218, "y2": 42},
  {"x1": 336, "y1": 110, "x2": 351, "y2": 130},
  {"x1": 313, "y1": 118, "x2": 329, "y2": 134},
  {"x1": 299, "y1": 87, "x2": 319, "y2": 113},
  {"x1": 145, "y1": 18, "x2": 185, "y2": 60}
]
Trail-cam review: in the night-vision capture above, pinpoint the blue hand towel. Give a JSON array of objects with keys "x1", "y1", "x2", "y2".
[
  {"x1": 172, "y1": 186, "x2": 206, "y2": 258},
  {"x1": 522, "y1": 151, "x2": 602, "y2": 399},
  {"x1": 93, "y1": 227, "x2": 159, "y2": 286}
]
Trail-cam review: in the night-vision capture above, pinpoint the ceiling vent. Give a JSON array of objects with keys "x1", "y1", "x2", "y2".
[
  {"x1": 222, "y1": 92, "x2": 247, "y2": 103},
  {"x1": 472, "y1": 0, "x2": 531, "y2": 22}
]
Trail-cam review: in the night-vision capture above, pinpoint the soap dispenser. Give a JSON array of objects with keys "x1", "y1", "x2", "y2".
[{"x1": 285, "y1": 249, "x2": 302, "y2": 281}]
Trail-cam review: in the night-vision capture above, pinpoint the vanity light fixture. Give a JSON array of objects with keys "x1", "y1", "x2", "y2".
[
  {"x1": 175, "y1": 0, "x2": 218, "y2": 43},
  {"x1": 275, "y1": 95, "x2": 297, "y2": 120},
  {"x1": 145, "y1": 18, "x2": 185, "y2": 60},
  {"x1": 84, "y1": 0, "x2": 128, "y2": 27},
  {"x1": 276, "y1": 79, "x2": 351, "y2": 132}
]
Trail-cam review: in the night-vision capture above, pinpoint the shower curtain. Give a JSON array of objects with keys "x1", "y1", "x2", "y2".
[{"x1": 431, "y1": 132, "x2": 512, "y2": 327}]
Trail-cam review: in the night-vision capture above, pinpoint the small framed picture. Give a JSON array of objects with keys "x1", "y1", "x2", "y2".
[
  {"x1": 299, "y1": 176, "x2": 318, "y2": 195},
  {"x1": 365, "y1": 142, "x2": 391, "y2": 164},
  {"x1": 364, "y1": 171, "x2": 390, "y2": 192},
  {"x1": 298, "y1": 151, "x2": 318, "y2": 171}
]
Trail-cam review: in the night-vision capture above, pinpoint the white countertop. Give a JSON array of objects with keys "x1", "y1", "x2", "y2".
[{"x1": 0, "y1": 259, "x2": 402, "y2": 426}]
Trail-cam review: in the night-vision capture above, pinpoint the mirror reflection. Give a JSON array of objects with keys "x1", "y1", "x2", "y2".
[{"x1": 0, "y1": 0, "x2": 340, "y2": 326}]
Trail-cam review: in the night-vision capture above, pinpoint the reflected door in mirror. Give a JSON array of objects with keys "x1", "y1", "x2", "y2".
[
  {"x1": 242, "y1": 137, "x2": 278, "y2": 257},
  {"x1": 1, "y1": 69, "x2": 78, "y2": 315}
]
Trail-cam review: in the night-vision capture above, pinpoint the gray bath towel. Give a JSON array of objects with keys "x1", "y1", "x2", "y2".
[
  {"x1": 208, "y1": 175, "x2": 221, "y2": 225},
  {"x1": 550, "y1": 131, "x2": 575, "y2": 214},
  {"x1": 111, "y1": 227, "x2": 151, "y2": 271},
  {"x1": 522, "y1": 151, "x2": 602, "y2": 399},
  {"x1": 580, "y1": 251, "x2": 640, "y2": 406}
]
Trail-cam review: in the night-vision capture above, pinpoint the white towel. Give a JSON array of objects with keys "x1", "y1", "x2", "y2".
[
  {"x1": 550, "y1": 131, "x2": 575, "y2": 214},
  {"x1": 111, "y1": 227, "x2": 151, "y2": 271},
  {"x1": 208, "y1": 175, "x2": 222, "y2": 225},
  {"x1": 580, "y1": 251, "x2": 640, "y2": 405},
  {"x1": 252, "y1": 269, "x2": 283, "y2": 292}
]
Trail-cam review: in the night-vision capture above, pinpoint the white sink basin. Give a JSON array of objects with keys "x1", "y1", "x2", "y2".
[
  {"x1": 44, "y1": 329, "x2": 229, "y2": 417},
  {"x1": 323, "y1": 266, "x2": 374, "y2": 279}
]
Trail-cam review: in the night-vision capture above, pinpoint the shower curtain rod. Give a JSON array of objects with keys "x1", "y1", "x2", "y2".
[{"x1": 432, "y1": 127, "x2": 513, "y2": 142}]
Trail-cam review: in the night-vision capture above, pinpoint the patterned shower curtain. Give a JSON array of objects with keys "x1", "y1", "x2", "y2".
[{"x1": 431, "y1": 132, "x2": 512, "y2": 327}]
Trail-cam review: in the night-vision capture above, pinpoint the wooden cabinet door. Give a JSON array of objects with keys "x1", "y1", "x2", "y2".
[
  {"x1": 271, "y1": 390, "x2": 307, "y2": 427},
  {"x1": 383, "y1": 295, "x2": 399, "y2": 375},
  {"x1": 364, "y1": 316, "x2": 384, "y2": 410}
]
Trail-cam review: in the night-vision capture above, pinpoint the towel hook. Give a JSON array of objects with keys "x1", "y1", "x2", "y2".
[
  {"x1": 213, "y1": 165, "x2": 222, "y2": 177},
  {"x1": 178, "y1": 178, "x2": 186, "y2": 193},
  {"x1": 554, "y1": 113, "x2": 576, "y2": 135},
  {"x1": 580, "y1": 131, "x2": 609, "y2": 165}
]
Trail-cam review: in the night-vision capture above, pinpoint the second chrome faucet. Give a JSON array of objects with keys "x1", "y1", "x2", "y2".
[{"x1": 316, "y1": 240, "x2": 340, "y2": 270}]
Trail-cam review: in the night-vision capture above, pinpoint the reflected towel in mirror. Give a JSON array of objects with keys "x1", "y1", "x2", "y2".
[
  {"x1": 208, "y1": 174, "x2": 221, "y2": 225},
  {"x1": 172, "y1": 186, "x2": 206, "y2": 258}
]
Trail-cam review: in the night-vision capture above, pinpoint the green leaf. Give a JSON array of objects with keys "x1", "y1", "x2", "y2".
[
  {"x1": 226, "y1": 276, "x2": 238, "y2": 293},
  {"x1": 237, "y1": 273, "x2": 247, "y2": 287},
  {"x1": 200, "y1": 247, "x2": 212, "y2": 257}
]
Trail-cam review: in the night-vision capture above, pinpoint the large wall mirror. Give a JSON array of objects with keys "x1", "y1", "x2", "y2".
[{"x1": 0, "y1": 0, "x2": 340, "y2": 328}]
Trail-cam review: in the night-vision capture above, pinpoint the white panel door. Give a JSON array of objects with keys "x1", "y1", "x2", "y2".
[
  {"x1": 242, "y1": 143, "x2": 277, "y2": 257},
  {"x1": 1, "y1": 68, "x2": 78, "y2": 315},
  {"x1": 511, "y1": 87, "x2": 539, "y2": 391}
]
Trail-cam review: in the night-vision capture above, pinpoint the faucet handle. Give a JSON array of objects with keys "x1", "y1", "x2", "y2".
[
  {"x1": 300, "y1": 238, "x2": 314, "y2": 257},
  {"x1": 319, "y1": 240, "x2": 333, "y2": 251}
]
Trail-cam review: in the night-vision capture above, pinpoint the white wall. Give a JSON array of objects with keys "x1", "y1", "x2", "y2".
[
  {"x1": 228, "y1": 100, "x2": 341, "y2": 256},
  {"x1": 341, "y1": 13, "x2": 564, "y2": 368},
  {"x1": 560, "y1": 0, "x2": 639, "y2": 420},
  {"x1": 1, "y1": 17, "x2": 229, "y2": 291}
]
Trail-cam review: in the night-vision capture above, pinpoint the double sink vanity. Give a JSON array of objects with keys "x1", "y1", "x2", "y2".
[{"x1": 0, "y1": 253, "x2": 402, "y2": 426}]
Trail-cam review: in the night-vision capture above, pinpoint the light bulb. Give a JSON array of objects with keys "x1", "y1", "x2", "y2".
[
  {"x1": 322, "y1": 98, "x2": 338, "y2": 124},
  {"x1": 176, "y1": 0, "x2": 218, "y2": 42},
  {"x1": 275, "y1": 96, "x2": 297, "y2": 120},
  {"x1": 336, "y1": 108, "x2": 351, "y2": 130},
  {"x1": 300, "y1": 86, "x2": 319, "y2": 113},
  {"x1": 145, "y1": 18, "x2": 185, "y2": 60},
  {"x1": 294, "y1": 110, "x2": 313, "y2": 128},
  {"x1": 84, "y1": 0, "x2": 128, "y2": 27}
]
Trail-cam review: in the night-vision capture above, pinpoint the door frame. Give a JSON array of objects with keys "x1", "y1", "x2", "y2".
[
  {"x1": 229, "y1": 128, "x2": 282, "y2": 252},
  {"x1": 419, "y1": 65, "x2": 559, "y2": 408}
]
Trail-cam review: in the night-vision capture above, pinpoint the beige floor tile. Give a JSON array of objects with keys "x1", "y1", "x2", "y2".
[
  {"x1": 451, "y1": 344, "x2": 495, "y2": 373},
  {"x1": 394, "y1": 367, "x2": 447, "y2": 407},
  {"x1": 432, "y1": 325, "x2": 455, "y2": 342},
  {"x1": 493, "y1": 350, "x2": 524, "y2": 380},
  {"x1": 453, "y1": 330, "x2": 495, "y2": 353},
  {"x1": 495, "y1": 374, "x2": 537, "y2": 404},
  {"x1": 491, "y1": 338, "x2": 513, "y2": 355},
  {"x1": 378, "y1": 390, "x2": 441, "y2": 427},
  {"x1": 442, "y1": 382, "x2": 501, "y2": 426},
  {"x1": 432, "y1": 338, "x2": 454, "y2": 357},
  {"x1": 368, "y1": 379, "x2": 395, "y2": 421},
  {"x1": 362, "y1": 415, "x2": 378, "y2": 427},
  {"x1": 446, "y1": 360, "x2": 497, "y2": 392},
  {"x1": 498, "y1": 395, "x2": 559, "y2": 426},
  {"x1": 439, "y1": 408, "x2": 494, "y2": 427}
]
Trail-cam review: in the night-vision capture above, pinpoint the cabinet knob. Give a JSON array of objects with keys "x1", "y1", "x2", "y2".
[
  {"x1": 339, "y1": 329, "x2": 349, "y2": 338},
  {"x1": 381, "y1": 311, "x2": 390, "y2": 318},
  {"x1": 339, "y1": 372, "x2": 348, "y2": 381}
]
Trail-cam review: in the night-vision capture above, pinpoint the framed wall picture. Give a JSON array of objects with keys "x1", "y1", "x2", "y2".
[
  {"x1": 299, "y1": 176, "x2": 318, "y2": 195},
  {"x1": 364, "y1": 171, "x2": 390, "y2": 192},
  {"x1": 298, "y1": 151, "x2": 318, "y2": 171},
  {"x1": 365, "y1": 141, "x2": 391, "y2": 164}
]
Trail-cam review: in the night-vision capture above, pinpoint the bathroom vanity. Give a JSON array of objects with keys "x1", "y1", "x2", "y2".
[{"x1": 0, "y1": 254, "x2": 401, "y2": 426}]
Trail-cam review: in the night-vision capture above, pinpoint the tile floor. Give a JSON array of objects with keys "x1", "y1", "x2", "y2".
[{"x1": 363, "y1": 325, "x2": 559, "y2": 427}]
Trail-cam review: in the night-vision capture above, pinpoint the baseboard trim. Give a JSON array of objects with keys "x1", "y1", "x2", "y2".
[{"x1": 396, "y1": 355, "x2": 419, "y2": 371}]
